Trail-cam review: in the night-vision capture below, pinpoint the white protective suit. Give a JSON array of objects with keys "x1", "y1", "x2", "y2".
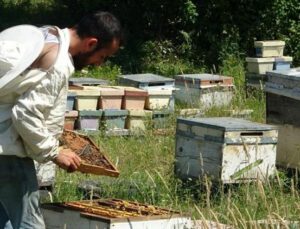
[{"x1": 0, "y1": 27, "x2": 74, "y2": 186}]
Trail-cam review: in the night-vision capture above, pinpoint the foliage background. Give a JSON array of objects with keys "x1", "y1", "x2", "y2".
[
  {"x1": 1, "y1": 1, "x2": 300, "y2": 225},
  {"x1": 1, "y1": 0, "x2": 299, "y2": 74}
]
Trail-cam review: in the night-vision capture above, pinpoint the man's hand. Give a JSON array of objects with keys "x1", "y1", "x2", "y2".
[{"x1": 52, "y1": 148, "x2": 81, "y2": 172}]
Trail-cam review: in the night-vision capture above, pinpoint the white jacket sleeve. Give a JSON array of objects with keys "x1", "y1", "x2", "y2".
[{"x1": 11, "y1": 69, "x2": 67, "y2": 163}]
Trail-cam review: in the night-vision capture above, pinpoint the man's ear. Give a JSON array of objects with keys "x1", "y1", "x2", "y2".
[{"x1": 85, "y1": 38, "x2": 98, "y2": 52}]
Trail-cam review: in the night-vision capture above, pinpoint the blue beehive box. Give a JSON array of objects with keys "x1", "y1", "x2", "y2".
[
  {"x1": 273, "y1": 56, "x2": 293, "y2": 71},
  {"x1": 66, "y1": 91, "x2": 76, "y2": 111}
]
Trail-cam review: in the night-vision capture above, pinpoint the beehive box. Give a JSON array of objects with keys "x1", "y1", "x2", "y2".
[
  {"x1": 118, "y1": 73, "x2": 175, "y2": 110},
  {"x1": 60, "y1": 130, "x2": 119, "y2": 177},
  {"x1": 274, "y1": 56, "x2": 293, "y2": 71},
  {"x1": 118, "y1": 73, "x2": 175, "y2": 89},
  {"x1": 83, "y1": 86, "x2": 125, "y2": 110},
  {"x1": 245, "y1": 72, "x2": 267, "y2": 86},
  {"x1": 246, "y1": 57, "x2": 275, "y2": 74},
  {"x1": 174, "y1": 74, "x2": 234, "y2": 108},
  {"x1": 175, "y1": 117, "x2": 278, "y2": 183},
  {"x1": 152, "y1": 110, "x2": 171, "y2": 129},
  {"x1": 41, "y1": 199, "x2": 191, "y2": 229},
  {"x1": 73, "y1": 89, "x2": 100, "y2": 110},
  {"x1": 64, "y1": 110, "x2": 78, "y2": 130},
  {"x1": 102, "y1": 109, "x2": 128, "y2": 130},
  {"x1": 145, "y1": 88, "x2": 173, "y2": 110},
  {"x1": 254, "y1": 40, "x2": 285, "y2": 57},
  {"x1": 77, "y1": 110, "x2": 103, "y2": 131},
  {"x1": 126, "y1": 110, "x2": 152, "y2": 132},
  {"x1": 266, "y1": 69, "x2": 300, "y2": 168},
  {"x1": 69, "y1": 77, "x2": 110, "y2": 86},
  {"x1": 98, "y1": 87, "x2": 124, "y2": 109},
  {"x1": 66, "y1": 91, "x2": 76, "y2": 111},
  {"x1": 113, "y1": 86, "x2": 148, "y2": 109},
  {"x1": 245, "y1": 72, "x2": 267, "y2": 94}
]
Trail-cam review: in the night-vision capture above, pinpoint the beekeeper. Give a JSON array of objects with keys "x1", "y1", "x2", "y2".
[{"x1": 0, "y1": 11, "x2": 122, "y2": 229}]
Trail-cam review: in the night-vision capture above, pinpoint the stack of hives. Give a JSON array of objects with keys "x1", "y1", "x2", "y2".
[
  {"x1": 118, "y1": 73, "x2": 175, "y2": 132},
  {"x1": 245, "y1": 40, "x2": 293, "y2": 91},
  {"x1": 64, "y1": 77, "x2": 127, "y2": 134},
  {"x1": 64, "y1": 75, "x2": 173, "y2": 135}
]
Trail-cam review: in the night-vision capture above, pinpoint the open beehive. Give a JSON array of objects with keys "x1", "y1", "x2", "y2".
[
  {"x1": 42, "y1": 198, "x2": 191, "y2": 229},
  {"x1": 60, "y1": 130, "x2": 119, "y2": 177}
]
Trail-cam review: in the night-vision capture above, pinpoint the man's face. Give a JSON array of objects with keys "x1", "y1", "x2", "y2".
[{"x1": 73, "y1": 38, "x2": 120, "y2": 70}]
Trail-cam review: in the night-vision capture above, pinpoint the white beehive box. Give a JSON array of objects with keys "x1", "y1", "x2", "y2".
[
  {"x1": 83, "y1": 86, "x2": 125, "y2": 110},
  {"x1": 266, "y1": 68, "x2": 300, "y2": 168},
  {"x1": 41, "y1": 199, "x2": 192, "y2": 229},
  {"x1": 174, "y1": 74, "x2": 234, "y2": 108},
  {"x1": 246, "y1": 57, "x2": 275, "y2": 74},
  {"x1": 254, "y1": 40, "x2": 285, "y2": 57},
  {"x1": 175, "y1": 117, "x2": 278, "y2": 183},
  {"x1": 145, "y1": 88, "x2": 173, "y2": 110},
  {"x1": 72, "y1": 89, "x2": 100, "y2": 110}
]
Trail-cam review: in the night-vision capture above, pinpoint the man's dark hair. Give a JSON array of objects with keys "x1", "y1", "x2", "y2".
[{"x1": 74, "y1": 11, "x2": 123, "y2": 50}]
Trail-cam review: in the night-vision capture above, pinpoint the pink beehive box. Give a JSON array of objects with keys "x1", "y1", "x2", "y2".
[
  {"x1": 64, "y1": 110, "x2": 78, "y2": 130},
  {"x1": 98, "y1": 87, "x2": 124, "y2": 109},
  {"x1": 113, "y1": 86, "x2": 148, "y2": 110}
]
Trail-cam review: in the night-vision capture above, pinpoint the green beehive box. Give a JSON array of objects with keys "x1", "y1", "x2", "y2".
[
  {"x1": 102, "y1": 109, "x2": 128, "y2": 130},
  {"x1": 152, "y1": 110, "x2": 171, "y2": 129}
]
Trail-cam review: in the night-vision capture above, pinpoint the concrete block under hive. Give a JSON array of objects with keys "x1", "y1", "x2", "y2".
[{"x1": 41, "y1": 198, "x2": 191, "y2": 229}]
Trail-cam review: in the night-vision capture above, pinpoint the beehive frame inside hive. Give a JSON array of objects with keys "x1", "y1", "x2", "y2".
[{"x1": 41, "y1": 199, "x2": 191, "y2": 229}]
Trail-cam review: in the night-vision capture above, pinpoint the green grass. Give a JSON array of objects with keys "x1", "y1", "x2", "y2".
[
  {"x1": 53, "y1": 56, "x2": 300, "y2": 227},
  {"x1": 54, "y1": 130, "x2": 300, "y2": 226}
]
